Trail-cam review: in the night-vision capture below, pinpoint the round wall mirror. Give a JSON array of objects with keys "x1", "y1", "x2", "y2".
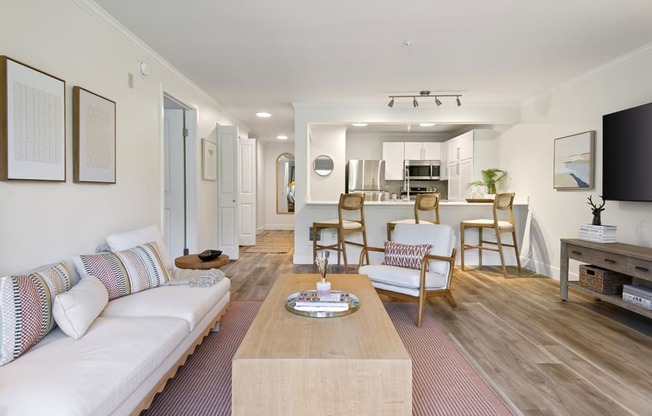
[
  {"x1": 313, "y1": 155, "x2": 334, "y2": 176},
  {"x1": 276, "y1": 153, "x2": 295, "y2": 214}
]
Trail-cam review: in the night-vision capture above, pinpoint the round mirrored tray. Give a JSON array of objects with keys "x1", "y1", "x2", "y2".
[{"x1": 285, "y1": 290, "x2": 360, "y2": 318}]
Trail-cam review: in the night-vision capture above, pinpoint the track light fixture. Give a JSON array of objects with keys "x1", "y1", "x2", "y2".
[{"x1": 387, "y1": 91, "x2": 462, "y2": 108}]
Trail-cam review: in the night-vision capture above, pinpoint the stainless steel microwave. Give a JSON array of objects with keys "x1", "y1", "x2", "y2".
[{"x1": 405, "y1": 160, "x2": 441, "y2": 180}]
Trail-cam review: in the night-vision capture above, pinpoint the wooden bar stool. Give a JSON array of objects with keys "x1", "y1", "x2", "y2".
[
  {"x1": 313, "y1": 193, "x2": 368, "y2": 273},
  {"x1": 387, "y1": 193, "x2": 440, "y2": 241},
  {"x1": 460, "y1": 192, "x2": 521, "y2": 278}
]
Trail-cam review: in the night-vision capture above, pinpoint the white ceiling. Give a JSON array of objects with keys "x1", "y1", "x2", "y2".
[{"x1": 94, "y1": 0, "x2": 652, "y2": 142}]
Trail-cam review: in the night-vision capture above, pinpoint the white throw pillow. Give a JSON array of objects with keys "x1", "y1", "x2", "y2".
[
  {"x1": 53, "y1": 276, "x2": 108, "y2": 339},
  {"x1": 105, "y1": 224, "x2": 175, "y2": 272}
]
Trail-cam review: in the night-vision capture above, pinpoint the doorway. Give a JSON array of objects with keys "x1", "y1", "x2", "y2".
[{"x1": 163, "y1": 94, "x2": 197, "y2": 258}]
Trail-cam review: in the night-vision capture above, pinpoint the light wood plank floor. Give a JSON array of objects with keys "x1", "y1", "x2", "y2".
[{"x1": 222, "y1": 230, "x2": 652, "y2": 416}]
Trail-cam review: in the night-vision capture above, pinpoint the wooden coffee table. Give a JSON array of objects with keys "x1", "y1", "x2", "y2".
[{"x1": 232, "y1": 274, "x2": 412, "y2": 416}]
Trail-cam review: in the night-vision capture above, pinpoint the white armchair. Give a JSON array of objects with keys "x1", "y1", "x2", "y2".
[{"x1": 359, "y1": 223, "x2": 457, "y2": 327}]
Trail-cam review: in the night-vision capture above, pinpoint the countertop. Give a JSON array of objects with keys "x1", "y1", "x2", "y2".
[{"x1": 306, "y1": 199, "x2": 529, "y2": 206}]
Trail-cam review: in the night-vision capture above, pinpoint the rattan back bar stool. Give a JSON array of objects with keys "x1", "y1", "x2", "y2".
[
  {"x1": 312, "y1": 192, "x2": 368, "y2": 273},
  {"x1": 460, "y1": 192, "x2": 521, "y2": 278},
  {"x1": 386, "y1": 193, "x2": 441, "y2": 241}
]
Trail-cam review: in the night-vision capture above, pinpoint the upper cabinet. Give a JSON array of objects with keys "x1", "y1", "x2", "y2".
[
  {"x1": 445, "y1": 130, "x2": 498, "y2": 200},
  {"x1": 446, "y1": 131, "x2": 474, "y2": 162},
  {"x1": 404, "y1": 142, "x2": 441, "y2": 160},
  {"x1": 382, "y1": 142, "x2": 405, "y2": 180}
]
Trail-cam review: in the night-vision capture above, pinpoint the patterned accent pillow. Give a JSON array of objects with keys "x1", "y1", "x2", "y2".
[
  {"x1": 0, "y1": 262, "x2": 72, "y2": 366},
  {"x1": 71, "y1": 242, "x2": 170, "y2": 300},
  {"x1": 383, "y1": 241, "x2": 433, "y2": 271}
]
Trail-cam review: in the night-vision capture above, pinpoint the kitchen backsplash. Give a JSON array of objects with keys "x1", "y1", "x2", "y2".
[{"x1": 385, "y1": 180, "x2": 449, "y2": 200}]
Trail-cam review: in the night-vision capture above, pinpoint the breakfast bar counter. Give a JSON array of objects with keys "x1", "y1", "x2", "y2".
[{"x1": 298, "y1": 199, "x2": 529, "y2": 266}]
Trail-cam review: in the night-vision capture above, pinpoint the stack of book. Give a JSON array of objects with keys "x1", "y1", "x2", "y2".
[
  {"x1": 294, "y1": 290, "x2": 350, "y2": 312},
  {"x1": 578, "y1": 224, "x2": 617, "y2": 243}
]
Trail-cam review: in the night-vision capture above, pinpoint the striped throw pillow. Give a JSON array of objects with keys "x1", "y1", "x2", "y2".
[
  {"x1": 0, "y1": 262, "x2": 72, "y2": 365},
  {"x1": 383, "y1": 241, "x2": 433, "y2": 271},
  {"x1": 72, "y1": 242, "x2": 170, "y2": 300}
]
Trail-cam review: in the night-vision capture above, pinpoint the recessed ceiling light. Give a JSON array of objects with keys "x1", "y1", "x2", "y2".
[
  {"x1": 352, "y1": 123, "x2": 368, "y2": 127},
  {"x1": 277, "y1": 135, "x2": 288, "y2": 140},
  {"x1": 256, "y1": 112, "x2": 271, "y2": 118},
  {"x1": 419, "y1": 123, "x2": 436, "y2": 127}
]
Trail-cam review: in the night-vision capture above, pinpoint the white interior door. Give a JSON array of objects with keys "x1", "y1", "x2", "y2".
[
  {"x1": 163, "y1": 108, "x2": 185, "y2": 258},
  {"x1": 218, "y1": 125, "x2": 239, "y2": 259},
  {"x1": 238, "y1": 137, "x2": 256, "y2": 246}
]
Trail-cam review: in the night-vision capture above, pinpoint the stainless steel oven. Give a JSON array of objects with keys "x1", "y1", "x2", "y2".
[{"x1": 405, "y1": 160, "x2": 441, "y2": 180}]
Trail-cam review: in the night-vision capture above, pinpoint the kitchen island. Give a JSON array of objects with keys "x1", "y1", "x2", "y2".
[{"x1": 295, "y1": 199, "x2": 529, "y2": 267}]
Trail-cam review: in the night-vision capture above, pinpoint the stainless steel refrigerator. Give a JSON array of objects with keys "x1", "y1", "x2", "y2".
[{"x1": 346, "y1": 160, "x2": 386, "y2": 201}]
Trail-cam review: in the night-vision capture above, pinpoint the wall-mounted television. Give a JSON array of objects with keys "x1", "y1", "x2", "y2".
[{"x1": 602, "y1": 101, "x2": 652, "y2": 202}]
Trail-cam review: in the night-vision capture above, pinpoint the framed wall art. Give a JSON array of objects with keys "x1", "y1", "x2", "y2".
[
  {"x1": 73, "y1": 86, "x2": 116, "y2": 183},
  {"x1": 202, "y1": 138, "x2": 217, "y2": 181},
  {"x1": 0, "y1": 56, "x2": 66, "y2": 181},
  {"x1": 553, "y1": 130, "x2": 595, "y2": 190}
]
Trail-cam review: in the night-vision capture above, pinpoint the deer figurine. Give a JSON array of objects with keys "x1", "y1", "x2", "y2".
[{"x1": 587, "y1": 195, "x2": 605, "y2": 226}]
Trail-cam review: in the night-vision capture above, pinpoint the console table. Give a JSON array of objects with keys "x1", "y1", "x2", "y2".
[{"x1": 560, "y1": 238, "x2": 652, "y2": 318}]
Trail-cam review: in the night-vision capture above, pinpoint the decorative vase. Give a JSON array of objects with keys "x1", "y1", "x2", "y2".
[{"x1": 315, "y1": 251, "x2": 330, "y2": 298}]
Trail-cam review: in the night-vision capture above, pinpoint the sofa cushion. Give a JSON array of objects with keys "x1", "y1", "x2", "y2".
[
  {"x1": 72, "y1": 242, "x2": 171, "y2": 300},
  {"x1": 0, "y1": 316, "x2": 188, "y2": 416},
  {"x1": 383, "y1": 240, "x2": 433, "y2": 271},
  {"x1": 0, "y1": 262, "x2": 71, "y2": 366},
  {"x1": 53, "y1": 276, "x2": 108, "y2": 339},
  {"x1": 105, "y1": 224, "x2": 175, "y2": 272},
  {"x1": 101, "y1": 269, "x2": 231, "y2": 331}
]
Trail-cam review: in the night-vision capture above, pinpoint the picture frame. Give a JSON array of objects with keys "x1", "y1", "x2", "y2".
[
  {"x1": 202, "y1": 138, "x2": 217, "y2": 181},
  {"x1": 553, "y1": 130, "x2": 595, "y2": 190},
  {"x1": 0, "y1": 56, "x2": 66, "y2": 181},
  {"x1": 73, "y1": 86, "x2": 116, "y2": 183}
]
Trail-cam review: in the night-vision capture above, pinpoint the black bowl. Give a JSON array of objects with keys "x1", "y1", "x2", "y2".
[{"x1": 198, "y1": 249, "x2": 222, "y2": 262}]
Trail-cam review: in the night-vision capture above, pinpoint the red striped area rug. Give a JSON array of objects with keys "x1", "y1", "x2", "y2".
[{"x1": 144, "y1": 300, "x2": 513, "y2": 416}]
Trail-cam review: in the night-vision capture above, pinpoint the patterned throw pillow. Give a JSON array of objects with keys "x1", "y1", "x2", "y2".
[
  {"x1": 0, "y1": 262, "x2": 72, "y2": 365},
  {"x1": 72, "y1": 242, "x2": 170, "y2": 300},
  {"x1": 383, "y1": 241, "x2": 434, "y2": 271}
]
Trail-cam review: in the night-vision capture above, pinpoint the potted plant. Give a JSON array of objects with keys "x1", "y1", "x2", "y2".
[{"x1": 466, "y1": 168, "x2": 508, "y2": 197}]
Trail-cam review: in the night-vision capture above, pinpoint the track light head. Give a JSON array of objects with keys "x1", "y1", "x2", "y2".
[
  {"x1": 388, "y1": 97, "x2": 394, "y2": 108},
  {"x1": 456, "y1": 96, "x2": 461, "y2": 107},
  {"x1": 435, "y1": 97, "x2": 442, "y2": 106},
  {"x1": 413, "y1": 97, "x2": 419, "y2": 107}
]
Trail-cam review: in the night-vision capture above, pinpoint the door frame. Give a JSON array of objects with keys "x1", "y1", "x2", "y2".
[{"x1": 161, "y1": 89, "x2": 198, "y2": 256}]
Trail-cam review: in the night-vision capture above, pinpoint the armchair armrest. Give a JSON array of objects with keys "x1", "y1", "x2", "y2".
[{"x1": 359, "y1": 246, "x2": 385, "y2": 266}]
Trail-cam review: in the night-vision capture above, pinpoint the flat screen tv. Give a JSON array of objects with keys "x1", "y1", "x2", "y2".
[{"x1": 602, "y1": 101, "x2": 652, "y2": 202}]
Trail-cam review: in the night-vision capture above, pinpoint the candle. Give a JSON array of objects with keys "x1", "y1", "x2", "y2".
[{"x1": 316, "y1": 280, "x2": 331, "y2": 299}]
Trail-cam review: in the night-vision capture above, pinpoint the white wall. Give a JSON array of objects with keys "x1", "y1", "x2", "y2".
[
  {"x1": 499, "y1": 44, "x2": 652, "y2": 279},
  {"x1": 0, "y1": 0, "x2": 246, "y2": 275},
  {"x1": 308, "y1": 124, "x2": 347, "y2": 202}
]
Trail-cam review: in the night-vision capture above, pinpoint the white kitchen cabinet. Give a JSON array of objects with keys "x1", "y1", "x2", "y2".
[
  {"x1": 382, "y1": 142, "x2": 405, "y2": 180},
  {"x1": 404, "y1": 142, "x2": 441, "y2": 160},
  {"x1": 445, "y1": 129, "x2": 499, "y2": 200},
  {"x1": 446, "y1": 131, "x2": 473, "y2": 162},
  {"x1": 448, "y1": 158, "x2": 474, "y2": 200}
]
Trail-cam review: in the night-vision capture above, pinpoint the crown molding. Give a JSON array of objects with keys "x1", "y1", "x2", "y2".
[
  {"x1": 72, "y1": 0, "x2": 247, "y2": 132},
  {"x1": 523, "y1": 40, "x2": 652, "y2": 106}
]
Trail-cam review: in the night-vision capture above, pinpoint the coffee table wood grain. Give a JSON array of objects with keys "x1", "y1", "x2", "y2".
[{"x1": 232, "y1": 274, "x2": 412, "y2": 415}]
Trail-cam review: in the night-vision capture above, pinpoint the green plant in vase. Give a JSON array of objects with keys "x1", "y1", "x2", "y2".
[{"x1": 466, "y1": 168, "x2": 508, "y2": 196}]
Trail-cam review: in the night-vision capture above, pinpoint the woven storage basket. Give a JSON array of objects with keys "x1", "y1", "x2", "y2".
[{"x1": 579, "y1": 265, "x2": 632, "y2": 295}]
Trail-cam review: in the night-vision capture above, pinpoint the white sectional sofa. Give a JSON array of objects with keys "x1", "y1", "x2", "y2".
[{"x1": 0, "y1": 226, "x2": 231, "y2": 416}]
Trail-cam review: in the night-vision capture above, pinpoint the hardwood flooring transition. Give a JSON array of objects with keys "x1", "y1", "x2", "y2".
[{"x1": 222, "y1": 230, "x2": 652, "y2": 416}]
